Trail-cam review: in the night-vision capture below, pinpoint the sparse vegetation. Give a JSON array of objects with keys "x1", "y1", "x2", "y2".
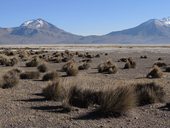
[
  {"x1": 5, "y1": 57, "x2": 18, "y2": 66},
  {"x1": 66, "y1": 63, "x2": 78, "y2": 76},
  {"x1": 0, "y1": 47, "x2": 169, "y2": 126},
  {"x1": 26, "y1": 58, "x2": 39, "y2": 67},
  {"x1": 42, "y1": 79, "x2": 66, "y2": 101},
  {"x1": 0, "y1": 69, "x2": 19, "y2": 88},
  {"x1": 62, "y1": 60, "x2": 75, "y2": 72},
  {"x1": 42, "y1": 71, "x2": 59, "y2": 81},
  {"x1": 133, "y1": 82, "x2": 165, "y2": 106},
  {"x1": 124, "y1": 57, "x2": 136, "y2": 69},
  {"x1": 98, "y1": 60, "x2": 117, "y2": 74},
  {"x1": 78, "y1": 63, "x2": 90, "y2": 70},
  {"x1": 153, "y1": 62, "x2": 167, "y2": 67},
  {"x1": 118, "y1": 58, "x2": 127, "y2": 62},
  {"x1": 97, "y1": 86, "x2": 136, "y2": 116},
  {"x1": 147, "y1": 66, "x2": 163, "y2": 78},
  {"x1": 37, "y1": 63, "x2": 48, "y2": 73},
  {"x1": 68, "y1": 86, "x2": 102, "y2": 108},
  {"x1": 62, "y1": 60, "x2": 78, "y2": 76},
  {"x1": 0, "y1": 55, "x2": 18, "y2": 66}
]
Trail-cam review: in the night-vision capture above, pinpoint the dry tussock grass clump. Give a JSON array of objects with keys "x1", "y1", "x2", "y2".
[
  {"x1": 4, "y1": 57, "x2": 18, "y2": 66},
  {"x1": 26, "y1": 57, "x2": 39, "y2": 67},
  {"x1": 62, "y1": 60, "x2": 78, "y2": 76},
  {"x1": 52, "y1": 51, "x2": 61, "y2": 57},
  {"x1": 49, "y1": 56, "x2": 62, "y2": 63},
  {"x1": 0, "y1": 55, "x2": 9, "y2": 65},
  {"x1": 0, "y1": 69, "x2": 19, "y2": 88},
  {"x1": 124, "y1": 57, "x2": 136, "y2": 69},
  {"x1": 78, "y1": 63, "x2": 90, "y2": 70},
  {"x1": 78, "y1": 53, "x2": 84, "y2": 58},
  {"x1": 4, "y1": 50, "x2": 16, "y2": 56},
  {"x1": 124, "y1": 61, "x2": 131, "y2": 69},
  {"x1": 18, "y1": 50, "x2": 29, "y2": 60},
  {"x1": 20, "y1": 71, "x2": 40, "y2": 79},
  {"x1": 118, "y1": 58, "x2": 127, "y2": 62},
  {"x1": 0, "y1": 54, "x2": 18, "y2": 66},
  {"x1": 81, "y1": 59, "x2": 92, "y2": 63},
  {"x1": 66, "y1": 62, "x2": 79, "y2": 76},
  {"x1": 98, "y1": 60, "x2": 117, "y2": 74},
  {"x1": 37, "y1": 63, "x2": 48, "y2": 73},
  {"x1": 54, "y1": 56, "x2": 62, "y2": 63},
  {"x1": 85, "y1": 54, "x2": 94, "y2": 58},
  {"x1": 62, "y1": 57, "x2": 72, "y2": 62},
  {"x1": 153, "y1": 62, "x2": 167, "y2": 67},
  {"x1": 68, "y1": 86, "x2": 102, "y2": 108},
  {"x1": 64, "y1": 50, "x2": 70, "y2": 55},
  {"x1": 97, "y1": 86, "x2": 136, "y2": 116},
  {"x1": 147, "y1": 65, "x2": 163, "y2": 78},
  {"x1": 42, "y1": 71, "x2": 59, "y2": 81},
  {"x1": 133, "y1": 82, "x2": 165, "y2": 106},
  {"x1": 62, "y1": 60, "x2": 75, "y2": 72},
  {"x1": 42, "y1": 79, "x2": 66, "y2": 101}
]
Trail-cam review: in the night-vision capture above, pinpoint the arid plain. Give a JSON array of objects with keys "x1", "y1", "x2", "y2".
[{"x1": 0, "y1": 45, "x2": 169, "y2": 128}]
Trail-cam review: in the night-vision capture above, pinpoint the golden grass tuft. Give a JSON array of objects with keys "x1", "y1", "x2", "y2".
[
  {"x1": 37, "y1": 63, "x2": 48, "y2": 73},
  {"x1": 97, "y1": 86, "x2": 136, "y2": 116},
  {"x1": 42, "y1": 71, "x2": 59, "y2": 81},
  {"x1": 68, "y1": 86, "x2": 102, "y2": 108},
  {"x1": 26, "y1": 57, "x2": 39, "y2": 67},
  {"x1": 147, "y1": 65, "x2": 163, "y2": 78},
  {"x1": 78, "y1": 63, "x2": 90, "y2": 70},
  {"x1": 1, "y1": 69, "x2": 19, "y2": 88},
  {"x1": 42, "y1": 79, "x2": 66, "y2": 101},
  {"x1": 124, "y1": 57, "x2": 136, "y2": 69},
  {"x1": 98, "y1": 60, "x2": 117, "y2": 74},
  {"x1": 133, "y1": 82, "x2": 165, "y2": 106}
]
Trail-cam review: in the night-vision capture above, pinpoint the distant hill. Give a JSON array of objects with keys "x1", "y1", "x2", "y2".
[{"x1": 1, "y1": 17, "x2": 170, "y2": 44}]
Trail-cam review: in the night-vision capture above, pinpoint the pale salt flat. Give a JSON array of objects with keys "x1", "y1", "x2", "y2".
[{"x1": 0, "y1": 44, "x2": 170, "y2": 53}]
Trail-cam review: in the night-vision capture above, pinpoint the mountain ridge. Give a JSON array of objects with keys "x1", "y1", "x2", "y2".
[{"x1": 1, "y1": 17, "x2": 170, "y2": 44}]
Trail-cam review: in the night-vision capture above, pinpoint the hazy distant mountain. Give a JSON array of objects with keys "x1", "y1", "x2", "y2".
[
  {"x1": 1, "y1": 17, "x2": 170, "y2": 44},
  {"x1": 79, "y1": 17, "x2": 170, "y2": 44}
]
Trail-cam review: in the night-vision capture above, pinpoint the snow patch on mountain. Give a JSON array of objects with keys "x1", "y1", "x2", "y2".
[
  {"x1": 161, "y1": 17, "x2": 170, "y2": 25},
  {"x1": 21, "y1": 19, "x2": 46, "y2": 28}
]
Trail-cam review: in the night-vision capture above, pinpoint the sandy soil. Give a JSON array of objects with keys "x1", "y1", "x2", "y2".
[{"x1": 0, "y1": 46, "x2": 170, "y2": 128}]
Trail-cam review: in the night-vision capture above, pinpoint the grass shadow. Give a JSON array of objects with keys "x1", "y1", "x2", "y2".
[
  {"x1": 74, "y1": 110, "x2": 122, "y2": 120},
  {"x1": 32, "y1": 92, "x2": 44, "y2": 97},
  {"x1": 158, "y1": 103, "x2": 170, "y2": 111},
  {"x1": 88, "y1": 72, "x2": 99, "y2": 74},
  {"x1": 135, "y1": 77, "x2": 147, "y2": 79},
  {"x1": 31, "y1": 105, "x2": 70, "y2": 113},
  {"x1": 32, "y1": 79, "x2": 44, "y2": 82},
  {"x1": 16, "y1": 98, "x2": 47, "y2": 102},
  {"x1": 61, "y1": 74, "x2": 68, "y2": 77}
]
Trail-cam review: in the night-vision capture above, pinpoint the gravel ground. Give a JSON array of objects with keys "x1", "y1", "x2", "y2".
[{"x1": 0, "y1": 47, "x2": 170, "y2": 128}]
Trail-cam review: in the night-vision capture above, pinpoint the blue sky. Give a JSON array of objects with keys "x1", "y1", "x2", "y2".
[{"x1": 0, "y1": 0, "x2": 170, "y2": 35}]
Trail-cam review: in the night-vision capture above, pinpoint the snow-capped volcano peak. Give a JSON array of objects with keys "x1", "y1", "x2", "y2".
[
  {"x1": 20, "y1": 18, "x2": 51, "y2": 29},
  {"x1": 160, "y1": 17, "x2": 170, "y2": 25}
]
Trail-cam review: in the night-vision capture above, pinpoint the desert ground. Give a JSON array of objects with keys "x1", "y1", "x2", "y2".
[{"x1": 0, "y1": 45, "x2": 169, "y2": 128}]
